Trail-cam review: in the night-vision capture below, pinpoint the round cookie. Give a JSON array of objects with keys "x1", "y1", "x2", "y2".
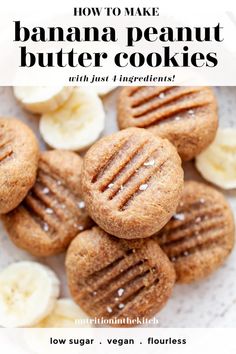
[
  {"x1": 2, "y1": 150, "x2": 93, "y2": 257},
  {"x1": 153, "y1": 181, "x2": 235, "y2": 283},
  {"x1": 117, "y1": 86, "x2": 218, "y2": 161},
  {"x1": 66, "y1": 226, "x2": 176, "y2": 326},
  {"x1": 81, "y1": 127, "x2": 184, "y2": 239},
  {"x1": 0, "y1": 117, "x2": 39, "y2": 214}
]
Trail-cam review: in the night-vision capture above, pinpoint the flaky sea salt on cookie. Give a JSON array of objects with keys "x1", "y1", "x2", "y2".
[
  {"x1": 0, "y1": 117, "x2": 39, "y2": 214},
  {"x1": 117, "y1": 86, "x2": 218, "y2": 161},
  {"x1": 2, "y1": 150, "x2": 93, "y2": 257},
  {"x1": 153, "y1": 181, "x2": 235, "y2": 283},
  {"x1": 81, "y1": 127, "x2": 184, "y2": 239},
  {"x1": 66, "y1": 226, "x2": 176, "y2": 327}
]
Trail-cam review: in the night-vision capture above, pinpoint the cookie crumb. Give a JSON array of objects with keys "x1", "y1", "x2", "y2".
[
  {"x1": 159, "y1": 92, "x2": 165, "y2": 99},
  {"x1": 175, "y1": 116, "x2": 181, "y2": 121},
  {"x1": 108, "y1": 183, "x2": 114, "y2": 188}
]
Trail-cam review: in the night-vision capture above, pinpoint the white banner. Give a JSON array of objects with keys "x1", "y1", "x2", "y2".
[
  {"x1": 0, "y1": 0, "x2": 236, "y2": 85},
  {"x1": 0, "y1": 328, "x2": 235, "y2": 354}
]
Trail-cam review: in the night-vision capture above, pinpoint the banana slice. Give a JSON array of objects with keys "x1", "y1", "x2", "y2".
[
  {"x1": 24, "y1": 299, "x2": 92, "y2": 353},
  {"x1": 196, "y1": 128, "x2": 236, "y2": 189},
  {"x1": 39, "y1": 87, "x2": 105, "y2": 151},
  {"x1": 92, "y1": 85, "x2": 117, "y2": 96},
  {"x1": 35, "y1": 298, "x2": 92, "y2": 328},
  {"x1": 0, "y1": 261, "x2": 60, "y2": 327},
  {"x1": 13, "y1": 86, "x2": 73, "y2": 114}
]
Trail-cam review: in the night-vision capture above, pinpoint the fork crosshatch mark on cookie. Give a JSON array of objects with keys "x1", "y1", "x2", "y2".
[
  {"x1": 81, "y1": 128, "x2": 184, "y2": 239},
  {"x1": 153, "y1": 181, "x2": 235, "y2": 283},
  {"x1": 66, "y1": 227, "x2": 176, "y2": 326},
  {"x1": 0, "y1": 118, "x2": 39, "y2": 214},
  {"x1": 117, "y1": 86, "x2": 218, "y2": 161},
  {"x1": 1, "y1": 150, "x2": 93, "y2": 257}
]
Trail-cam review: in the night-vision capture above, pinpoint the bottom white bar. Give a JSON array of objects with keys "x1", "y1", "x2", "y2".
[{"x1": 0, "y1": 328, "x2": 235, "y2": 354}]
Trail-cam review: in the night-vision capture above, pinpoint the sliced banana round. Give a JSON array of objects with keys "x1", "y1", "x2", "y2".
[
  {"x1": 39, "y1": 87, "x2": 105, "y2": 151},
  {"x1": 196, "y1": 128, "x2": 236, "y2": 189},
  {"x1": 35, "y1": 298, "x2": 92, "y2": 328},
  {"x1": 92, "y1": 85, "x2": 117, "y2": 96},
  {"x1": 13, "y1": 86, "x2": 73, "y2": 114},
  {"x1": 0, "y1": 261, "x2": 60, "y2": 327}
]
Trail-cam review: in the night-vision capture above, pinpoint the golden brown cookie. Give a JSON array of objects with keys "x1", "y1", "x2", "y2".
[
  {"x1": 153, "y1": 181, "x2": 235, "y2": 283},
  {"x1": 117, "y1": 86, "x2": 218, "y2": 161},
  {"x1": 1, "y1": 150, "x2": 93, "y2": 257},
  {"x1": 0, "y1": 117, "x2": 39, "y2": 214},
  {"x1": 81, "y1": 127, "x2": 184, "y2": 239},
  {"x1": 66, "y1": 226, "x2": 175, "y2": 326}
]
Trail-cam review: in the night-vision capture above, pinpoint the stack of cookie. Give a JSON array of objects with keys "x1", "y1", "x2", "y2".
[{"x1": 0, "y1": 86, "x2": 235, "y2": 327}]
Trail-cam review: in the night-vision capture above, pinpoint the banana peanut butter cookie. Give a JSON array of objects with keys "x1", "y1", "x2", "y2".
[
  {"x1": 0, "y1": 117, "x2": 39, "y2": 214},
  {"x1": 66, "y1": 226, "x2": 176, "y2": 326},
  {"x1": 153, "y1": 181, "x2": 235, "y2": 283},
  {"x1": 2, "y1": 150, "x2": 93, "y2": 257},
  {"x1": 118, "y1": 86, "x2": 218, "y2": 161},
  {"x1": 81, "y1": 127, "x2": 184, "y2": 239}
]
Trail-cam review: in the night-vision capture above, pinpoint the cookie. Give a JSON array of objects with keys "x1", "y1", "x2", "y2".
[
  {"x1": 153, "y1": 181, "x2": 235, "y2": 283},
  {"x1": 1, "y1": 150, "x2": 93, "y2": 257},
  {"x1": 0, "y1": 117, "x2": 39, "y2": 214},
  {"x1": 66, "y1": 226, "x2": 175, "y2": 326},
  {"x1": 117, "y1": 86, "x2": 218, "y2": 161},
  {"x1": 81, "y1": 127, "x2": 184, "y2": 239}
]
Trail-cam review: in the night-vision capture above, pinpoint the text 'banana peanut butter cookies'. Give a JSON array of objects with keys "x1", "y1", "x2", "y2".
[
  {"x1": 81, "y1": 127, "x2": 184, "y2": 239},
  {"x1": 153, "y1": 181, "x2": 235, "y2": 283},
  {"x1": 2, "y1": 150, "x2": 93, "y2": 257},
  {"x1": 0, "y1": 117, "x2": 39, "y2": 214},
  {"x1": 118, "y1": 86, "x2": 218, "y2": 161},
  {"x1": 66, "y1": 227, "x2": 175, "y2": 326}
]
